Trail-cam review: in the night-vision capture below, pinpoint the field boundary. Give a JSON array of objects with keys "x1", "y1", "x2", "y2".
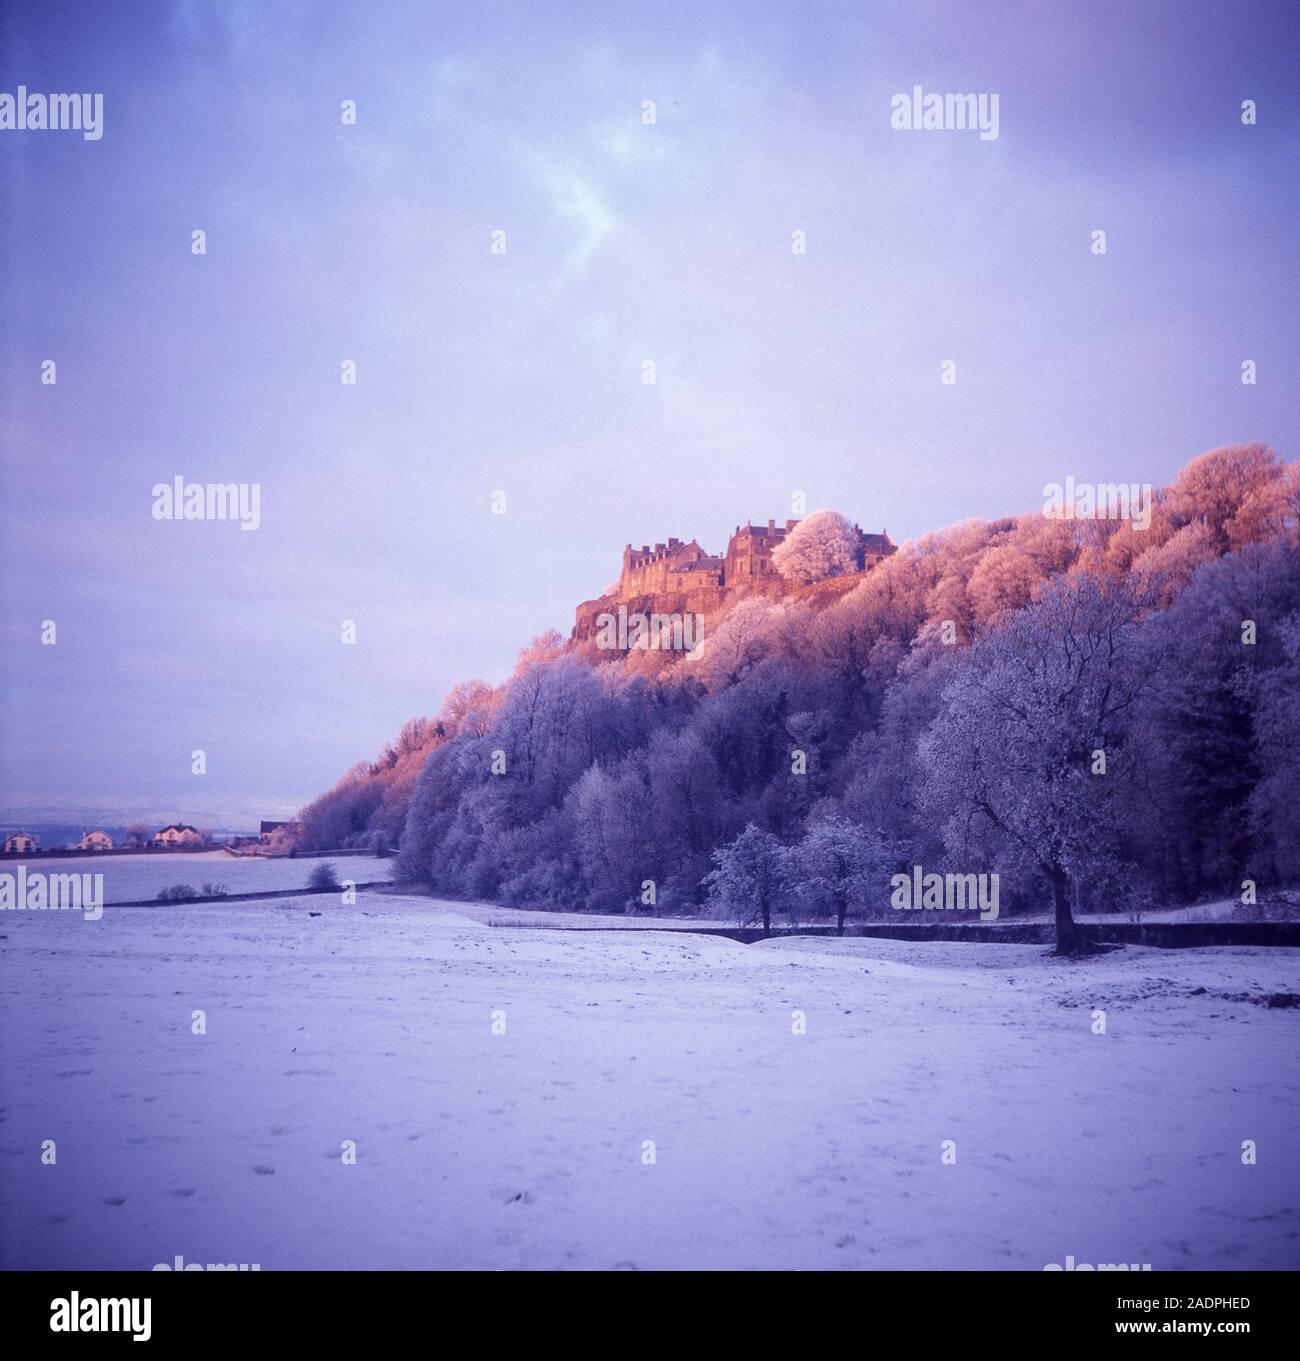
[
  {"x1": 104, "y1": 880, "x2": 393, "y2": 908},
  {"x1": 477, "y1": 921, "x2": 1300, "y2": 949}
]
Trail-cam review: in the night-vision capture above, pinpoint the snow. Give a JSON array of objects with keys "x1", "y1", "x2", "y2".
[
  {"x1": 13, "y1": 851, "x2": 392, "y2": 903},
  {"x1": 2, "y1": 893, "x2": 1296, "y2": 1270}
]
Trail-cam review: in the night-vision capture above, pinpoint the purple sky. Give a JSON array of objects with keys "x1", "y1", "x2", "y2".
[{"x1": 1, "y1": 0, "x2": 1297, "y2": 825}]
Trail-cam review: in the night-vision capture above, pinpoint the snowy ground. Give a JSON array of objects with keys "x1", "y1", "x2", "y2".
[
  {"x1": 2, "y1": 893, "x2": 1296, "y2": 1271},
  {"x1": 10, "y1": 850, "x2": 391, "y2": 903}
]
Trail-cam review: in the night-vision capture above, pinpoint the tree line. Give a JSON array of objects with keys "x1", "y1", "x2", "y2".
[{"x1": 297, "y1": 445, "x2": 1300, "y2": 953}]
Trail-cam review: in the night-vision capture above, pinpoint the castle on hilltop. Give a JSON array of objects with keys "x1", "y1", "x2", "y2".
[{"x1": 574, "y1": 517, "x2": 896, "y2": 641}]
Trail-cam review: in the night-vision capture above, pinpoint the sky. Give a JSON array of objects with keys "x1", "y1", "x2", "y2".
[{"x1": 1, "y1": 0, "x2": 1297, "y2": 826}]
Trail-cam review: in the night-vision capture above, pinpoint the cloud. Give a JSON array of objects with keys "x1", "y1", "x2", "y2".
[{"x1": 530, "y1": 156, "x2": 617, "y2": 278}]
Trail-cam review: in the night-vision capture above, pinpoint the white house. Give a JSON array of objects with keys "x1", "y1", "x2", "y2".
[
  {"x1": 3, "y1": 832, "x2": 38, "y2": 853},
  {"x1": 78, "y1": 830, "x2": 113, "y2": 851},
  {"x1": 154, "y1": 824, "x2": 202, "y2": 847}
]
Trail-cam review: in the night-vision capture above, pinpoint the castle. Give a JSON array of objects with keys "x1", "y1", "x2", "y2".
[{"x1": 574, "y1": 517, "x2": 896, "y2": 641}]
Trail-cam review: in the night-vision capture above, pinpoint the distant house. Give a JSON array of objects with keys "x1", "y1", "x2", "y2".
[
  {"x1": 77, "y1": 830, "x2": 114, "y2": 851},
  {"x1": 154, "y1": 824, "x2": 202, "y2": 847},
  {"x1": 3, "y1": 832, "x2": 37, "y2": 854},
  {"x1": 259, "y1": 820, "x2": 298, "y2": 844}
]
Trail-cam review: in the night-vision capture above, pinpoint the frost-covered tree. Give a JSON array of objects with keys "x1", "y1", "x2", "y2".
[
  {"x1": 920, "y1": 573, "x2": 1163, "y2": 954},
  {"x1": 438, "y1": 680, "x2": 497, "y2": 738},
  {"x1": 308, "y1": 861, "x2": 339, "y2": 891},
  {"x1": 572, "y1": 762, "x2": 653, "y2": 911},
  {"x1": 1130, "y1": 520, "x2": 1219, "y2": 607},
  {"x1": 297, "y1": 761, "x2": 386, "y2": 851},
  {"x1": 1166, "y1": 443, "x2": 1284, "y2": 550},
  {"x1": 694, "y1": 597, "x2": 787, "y2": 689},
  {"x1": 839, "y1": 633, "x2": 958, "y2": 865},
  {"x1": 1136, "y1": 540, "x2": 1300, "y2": 898},
  {"x1": 791, "y1": 814, "x2": 898, "y2": 933},
  {"x1": 702, "y1": 823, "x2": 792, "y2": 936},
  {"x1": 1251, "y1": 609, "x2": 1300, "y2": 883},
  {"x1": 771, "y1": 510, "x2": 860, "y2": 584},
  {"x1": 965, "y1": 514, "x2": 1079, "y2": 626},
  {"x1": 644, "y1": 727, "x2": 723, "y2": 894}
]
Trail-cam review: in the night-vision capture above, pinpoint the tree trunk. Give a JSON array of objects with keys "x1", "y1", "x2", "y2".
[
  {"x1": 1052, "y1": 868, "x2": 1082, "y2": 955},
  {"x1": 761, "y1": 895, "x2": 770, "y2": 938},
  {"x1": 835, "y1": 888, "x2": 847, "y2": 937}
]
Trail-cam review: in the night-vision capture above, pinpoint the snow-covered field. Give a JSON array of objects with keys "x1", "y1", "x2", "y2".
[
  {"x1": 8, "y1": 851, "x2": 391, "y2": 903},
  {"x1": 2, "y1": 893, "x2": 1297, "y2": 1271}
]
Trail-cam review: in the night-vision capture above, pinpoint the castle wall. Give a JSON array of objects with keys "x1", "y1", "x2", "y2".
[{"x1": 578, "y1": 517, "x2": 897, "y2": 644}]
